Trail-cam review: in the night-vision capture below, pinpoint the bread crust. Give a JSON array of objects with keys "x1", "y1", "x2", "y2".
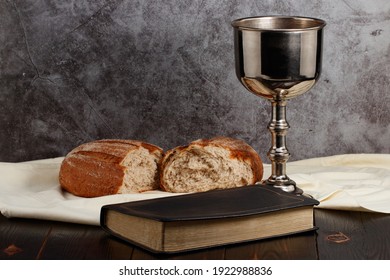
[
  {"x1": 59, "y1": 139, "x2": 163, "y2": 197},
  {"x1": 160, "y1": 136, "x2": 263, "y2": 192}
]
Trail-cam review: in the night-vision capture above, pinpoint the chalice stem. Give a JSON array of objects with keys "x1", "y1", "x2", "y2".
[{"x1": 265, "y1": 92, "x2": 302, "y2": 194}]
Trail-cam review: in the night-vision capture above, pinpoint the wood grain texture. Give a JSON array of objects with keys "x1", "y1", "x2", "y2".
[
  {"x1": 223, "y1": 231, "x2": 318, "y2": 260},
  {"x1": 0, "y1": 215, "x2": 51, "y2": 259},
  {"x1": 129, "y1": 245, "x2": 226, "y2": 260},
  {"x1": 315, "y1": 209, "x2": 390, "y2": 260},
  {"x1": 359, "y1": 212, "x2": 390, "y2": 259},
  {"x1": 37, "y1": 223, "x2": 110, "y2": 259},
  {"x1": 1, "y1": 209, "x2": 390, "y2": 260}
]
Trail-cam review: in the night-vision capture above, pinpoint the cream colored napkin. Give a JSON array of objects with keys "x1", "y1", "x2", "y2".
[
  {"x1": 283, "y1": 154, "x2": 390, "y2": 213},
  {"x1": 0, "y1": 154, "x2": 389, "y2": 226},
  {"x1": 0, "y1": 157, "x2": 180, "y2": 225}
]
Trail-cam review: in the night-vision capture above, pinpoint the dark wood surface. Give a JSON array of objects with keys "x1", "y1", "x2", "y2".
[{"x1": 1, "y1": 209, "x2": 390, "y2": 260}]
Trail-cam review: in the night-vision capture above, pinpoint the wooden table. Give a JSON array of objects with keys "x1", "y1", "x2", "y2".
[{"x1": 1, "y1": 209, "x2": 390, "y2": 260}]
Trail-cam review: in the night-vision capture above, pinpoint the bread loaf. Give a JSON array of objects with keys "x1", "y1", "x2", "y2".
[
  {"x1": 59, "y1": 139, "x2": 164, "y2": 198},
  {"x1": 160, "y1": 136, "x2": 263, "y2": 193}
]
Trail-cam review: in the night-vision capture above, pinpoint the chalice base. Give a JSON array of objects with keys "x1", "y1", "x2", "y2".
[{"x1": 263, "y1": 176, "x2": 303, "y2": 195}]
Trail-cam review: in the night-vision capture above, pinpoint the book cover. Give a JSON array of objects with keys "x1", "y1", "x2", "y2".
[{"x1": 100, "y1": 184, "x2": 319, "y2": 253}]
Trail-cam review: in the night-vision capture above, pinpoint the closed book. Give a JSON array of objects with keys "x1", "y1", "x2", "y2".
[{"x1": 100, "y1": 184, "x2": 319, "y2": 253}]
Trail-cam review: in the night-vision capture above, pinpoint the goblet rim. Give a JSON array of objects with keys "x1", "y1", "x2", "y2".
[{"x1": 231, "y1": 15, "x2": 326, "y2": 32}]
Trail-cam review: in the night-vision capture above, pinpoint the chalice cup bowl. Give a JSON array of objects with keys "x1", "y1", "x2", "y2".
[{"x1": 232, "y1": 16, "x2": 326, "y2": 194}]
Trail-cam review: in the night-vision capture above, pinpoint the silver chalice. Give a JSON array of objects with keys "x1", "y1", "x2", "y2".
[{"x1": 232, "y1": 16, "x2": 326, "y2": 194}]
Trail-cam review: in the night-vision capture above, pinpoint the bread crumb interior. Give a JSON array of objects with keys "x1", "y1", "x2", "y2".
[
  {"x1": 120, "y1": 147, "x2": 159, "y2": 193},
  {"x1": 164, "y1": 146, "x2": 253, "y2": 192}
]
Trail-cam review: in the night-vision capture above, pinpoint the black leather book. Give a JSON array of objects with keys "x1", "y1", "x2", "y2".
[{"x1": 100, "y1": 184, "x2": 319, "y2": 253}]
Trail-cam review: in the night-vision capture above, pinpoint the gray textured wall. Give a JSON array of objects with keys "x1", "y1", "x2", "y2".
[{"x1": 1, "y1": 0, "x2": 389, "y2": 163}]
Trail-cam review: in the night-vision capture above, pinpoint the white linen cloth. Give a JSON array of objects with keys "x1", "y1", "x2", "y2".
[{"x1": 0, "y1": 154, "x2": 389, "y2": 226}]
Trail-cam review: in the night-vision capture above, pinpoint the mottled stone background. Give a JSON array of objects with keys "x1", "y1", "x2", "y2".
[{"x1": 1, "y1": 0, "x2": 389, "y2": 163}]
